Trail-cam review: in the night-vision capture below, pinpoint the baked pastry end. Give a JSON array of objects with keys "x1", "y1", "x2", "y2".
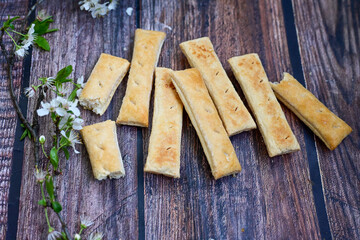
[{"x1": 80, "y1": 120, "x2": 125, "y2": 180}]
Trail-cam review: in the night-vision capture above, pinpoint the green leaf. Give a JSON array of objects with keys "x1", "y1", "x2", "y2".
[
  {"x1": 62, "y1": 147, "x2": 70, "y2": 160},
  {"x1": 38, "y1": 199, "x2": 47, "y2": 206},
  {"x1": 32, "y1": 17, "x2": 55, "y2": 35},
  {"x1": 45, "y1": 28, "x2": 58, "y2": 34},
  {"x1": 52, "y1": 201, "x2": 62, "y2": 213},
  {"x1": 45, "y1": 176, "x2": 54, "y2": 201},
  {"x1": 1, "y1": 16, "x2": 20, "y2": 30},
  {"x1": 34, "y1": 36, "x2": 50, "y2": 51},
  {"x1": 59, "y1": 78, "x2": 72, "y2": 84},
  {"x1": 68, "y1": 88, "x2": 77, "y2": 102},
  {"x1": 49, "y1": 147, "x2": 59, "y2": 170},
  {"x1": 20, "y1": 129, "x2": 28, "y2": 141},
  {"x1": 55, "y1": 65, "x2": 73, "y2": 82}
]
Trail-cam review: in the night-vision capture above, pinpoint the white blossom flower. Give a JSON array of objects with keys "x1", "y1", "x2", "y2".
[
  {"x1": 61, "y1": 130, "x2": 81, "y2": 154},
  {"x1": 43, "y1": 77, "x2": 55, "y2": 88},
  {"x1": 24, "y1": 86, "x2": 36, "y2": 97},
  {"x1": 72, "y1": 117, "x2": 84, "y2": 130},
  {"x1": 51, "y1": 97, "x2": 76, "y2": 116},
  {"x1": 57, "y1": 97, "x2": 80, "y2": 116},
  {"x1": 108, "y1": 0, "x2": 118, "y2": 10},
  {"x1": 15, "y1": 47, "x2": 27, "y2": 57},
  {"x1": 22, "y1": 24, "x2": 36, "y2": 49},
  {"x1": 37, "y1": 98, "x2": 60, "y2": 116},
  {"x1": 90, "y1": 3, "x2": 109, "y2": 18},
  {"x1": 16, "y1": 24, "x2": 36, "y2": 58},
  {"x1": 52, "y1": 97, "x2": 68, "y2": 116},
  {"x1": 34, "y1": 169, "x2": 47, "y2": 182},
  {"x1": 37, "y1": 101, "x2": 52, "y2": 116},
  {"x1": 80, "y1": 215, "x2": 94, "y2": 228},
  {"x1": 47, "y1": 230, "x2": 62, "y2": 240},
  {"x1": 79, "y1": 0, "x2": 99, "y2": 11},
  {"x1": 58, "y1": 113, "x2": 83, "y2": 130},
  {"x1": 79, "y1": 0, "x2": 116, "y2": 18},
  {"x1": 27, "y1": 24, "x2": 35, "y2": 37},
  {"x1": 39, "y1": 135, "x2": 46, "y2": 144},
  {"x1": 74, "y1": 233, "x2": 81, "y2": 240},
  {"x1": 76, "y1": 76, "x2": 85, "y2": 97},
  {"x1": 88, "y1": 232, "x2": 103, "y2": 240}
]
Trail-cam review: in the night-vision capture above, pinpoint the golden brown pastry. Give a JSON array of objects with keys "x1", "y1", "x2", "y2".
[
  {"x1": 228, "y1": 53, "x2": 300, "y2": 157},
  {"x1": 180, "y1": 37, "x2": 256, "y2": 136},
  {"x1": 80, "y1": 120, "x2": 125, "y2": 180},
  {"x1": 144, "y1": 68, "x2": 183, "y2": 178},
  {"x1": 270, "y1": 72, "x2": 352, "y2": 150},
  {"x1": 79, "y1": 53, "x2": 130, "y2": 115},
  {"x1": 170, "y1": 68, "x2": 241, "y2": 179},
  {"x1": 117, "y1": 29, "x2": 166, "y2": 127}
]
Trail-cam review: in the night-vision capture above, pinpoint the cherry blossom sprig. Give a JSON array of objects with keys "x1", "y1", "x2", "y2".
[
  {"x1": 79, "y1": 0, "x2": 118, "y2": 18},
  {"x1": 1, "y1": 14, "x2": 58, "y2": 57},
  {"x1": 0, "y1": 9, "x2": 58, "y2": 170},
  {"x1": 31, "y1": 66, "x2": 102, "y2": 240}
]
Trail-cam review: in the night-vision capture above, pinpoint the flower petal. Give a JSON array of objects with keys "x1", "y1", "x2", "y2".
[
  {"x1": 60, "y1": 130, "x2": 67, "y2": 138},
  {"x1": 70, "y1": 106, "x2": 80, "y2": 116},
  {"x1": 56, "y1": 108, "x2": 67, "y2": 116},
  {"x1": 72, "y1": 144, "x2": 80, "y2": 154},
  {"x1": 37, "y1": 108, "x2": 49, "y2": 116}
]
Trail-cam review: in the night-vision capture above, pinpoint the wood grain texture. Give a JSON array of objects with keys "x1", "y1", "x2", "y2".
[
  {"x1": 292, "y1": 0, "x2": 360, "y2": 238},
  {"x1": 1, "y1": 0, "x2": 359, "y2": 239},
  {"x1": 15, "y1": 1, "x2": 139, "y2": 239},
  {"x1": 0, "y1": 1, "x2": 28, "y2": 239},
  {"x1": 141, "y1": 0, "x2": 320, "y2": 239}
]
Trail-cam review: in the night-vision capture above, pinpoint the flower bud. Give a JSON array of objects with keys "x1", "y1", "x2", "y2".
[
  {"x1": 74, "y1": 234, "x2": 81, "y2": 240},
  {"x1": 39, "y1": 135, "x2": 46, "y2": 144}
]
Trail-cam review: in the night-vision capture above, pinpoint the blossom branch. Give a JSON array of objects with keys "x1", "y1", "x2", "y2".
[
  {"x1": 0, "y1": 0, "x2": 47, "y2": 165},
  {"x1": 1, "y1": 1, "x2": 104, "y2": 239},
  {"x1": 0, "y1": 41, "x2": 40, "y2": 163}
]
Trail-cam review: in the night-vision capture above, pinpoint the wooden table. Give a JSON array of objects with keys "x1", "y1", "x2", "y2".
[{"x1": 1, "y1": 0, "x2": 359, "y2": 239}]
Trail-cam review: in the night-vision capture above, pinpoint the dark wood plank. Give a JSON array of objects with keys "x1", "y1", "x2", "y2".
[
  {"x1": 142, "y1": 0, "x2": 321, "y2": 239},
  {"x1": 0, "y1": 1, "x2": 29, "y2": 239},
  {"x1": 292, "y1": 0, "x2": 360, "y2": 239},
  {"x1": 16, "y1": 1, "x2": 139, "y2": 239}
]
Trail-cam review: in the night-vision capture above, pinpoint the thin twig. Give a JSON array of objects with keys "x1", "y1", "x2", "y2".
[
  {"x1": 33, "y1": 89, "x2": 44, "y2": 166},
  {"x1": 25, "y1": 0, "x2": 45, "y2": 20},
  {"x1": 56, "y1": 212, "x2": 71, "y2": 240},
  {"x1": 53, "y1": 124, "x2": 72, "y2": 240},
  {"x1": 17, "y1": 0, "x2": 46, "y2": 41},
  {"x1": 0, "y1": 39, "x2": 39, "y2": 162}
]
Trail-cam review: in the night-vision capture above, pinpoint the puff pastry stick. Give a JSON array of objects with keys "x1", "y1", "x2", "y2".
[
  {"x1": 180, "y1": 37, "x2": 256, "y2": 136},
  {"x1": 270, "y1": 73, "x2": 352, "y2": 150},
  {"x1": 228, "y1": 54, "x2": 300, "y2": 157},
  {"x1": 144, "y1": 68, "x2": 183, "y2": 178},
  {"x1": 170, "y1": 68, "x2": 241, "y2": 179},
  {"x1": 80, "y1": 120, "x2": 125, "y2": 180},
  {"x1": 79, "y1": 53, "x2": 130, "y2": 115},
  {"x1": 117, "y1": 29, "x2": 166, "y2": 127}
]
